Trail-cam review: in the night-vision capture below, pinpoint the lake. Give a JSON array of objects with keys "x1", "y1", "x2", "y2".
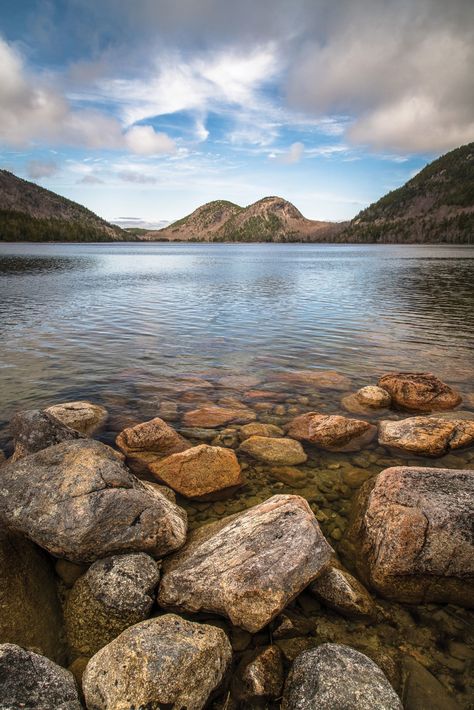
[{"x1": 1, "y1": 241, "x2": 474, "y2": 705}]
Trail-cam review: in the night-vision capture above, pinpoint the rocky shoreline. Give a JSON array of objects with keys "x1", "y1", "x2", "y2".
[{"x1": 0, "y1": 371, "x2": 473, "y2": 708}]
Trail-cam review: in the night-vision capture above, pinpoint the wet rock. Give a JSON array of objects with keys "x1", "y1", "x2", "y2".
[
  {"x1": 211, "y1": 427, "x2": 240, "y2": 448},
  {"x1": 183, "y1": 405, "x2": 256, "y2": 427},
  {"x1": 239, "y1": 435, "x2": 307, "y2": 465},
  {"x1": 346, "y1": 466, "x2": 474, "y2": 606},
  {"x1": 65, "y1": 553, "x2": 160, "y2": 656},
  {"x1": 0, "y1": 439, "x2": 187, "y2": 563},
  {"x1": 45, "y1": 400, "x2": 108, "y2": 435},
  {"x1": 158, "y1": 494, "x2": 332, "y2": 632},
  {"x1": 235, "y1": 646, "x2": 284, "y2": 701},
  {"x1": 400, "y1": 656, "x2": 460, "y2": 710},
  {"x1": 218, "y1": 374, "x2": 262, "y2": 389},
  {"x1": 149, "y1": 444, "x2": 244, "y2": 499},
  {"x1": 0, "y1": 644, "x2": 82, "y2": 710},
  {"x1": 157, "y1": 399, "x2": 179, "y2": 421},
  {"x1": 309, "y1": 560, "x2": 377, "y2": 621},
  {"x1": 357, "y1": 386, "x2": 392, "y2": 408},
  {"x1": 0, "y1": 529, "x2": 65, "y2": 662},
  {"x1": 180, "y1": 427, "x2": 218, "y2": 441},
  {"x1": 378, "y1": 372, "x2": 462, "y2": 412},
  {"x1": 82, "y1": 614, "x2": 232, "y2": 710},
  {"x1": 9, "y1": 409, "x2": 84, "y2": 460},
  {"x1": 116, "y1": 416, "x2": 191, "y2": 475},
  {"x1": 287, "y1": 412, "x2": 377, "y2": 452},
  {"x1": 278, "y1": 370, "x2": 352, "y2": 391},
  {"x1": 282, "y1": 644, "x2": 402, "y2": 710},
  {"x1": 378, "y1": 416, "x2": 474, "y2": 457},
  {"x1": 268, "y1": 465, "x2": 307, "y2": 487},
  {"x1": 239, "y1": 422, "x2": 284, "y2": 440}
]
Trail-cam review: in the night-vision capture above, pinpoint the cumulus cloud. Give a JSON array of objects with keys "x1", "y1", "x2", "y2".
[
  {"x1": 26, "y1": 160, "x2": 58, "y2": 179},
  {"x1": 124, "y1": 126, "x2": 175, "y2": 156}
]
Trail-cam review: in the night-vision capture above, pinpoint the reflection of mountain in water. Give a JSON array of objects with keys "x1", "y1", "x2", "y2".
[{"x1": 0, "y1": 255, "x2": 97, "y2": 275}]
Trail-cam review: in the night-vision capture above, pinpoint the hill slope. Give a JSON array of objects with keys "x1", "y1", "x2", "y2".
[
  {"x1": 0, "y1": 170, "x2": 127, "y2": 242},
  {"x1": 142, "y1": 196, "x2": 342, "y2": 242},
  {"x1": 339, "y1": 142, "x2": 474, "y2": 243}
]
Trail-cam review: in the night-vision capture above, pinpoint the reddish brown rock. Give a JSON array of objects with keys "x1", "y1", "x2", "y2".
[
  {"x1": 116, "y1": 416, "x2": 191, "y2": 474},
  {"x1": 183, "y1": 405, "x2": 256, "y2": 428},
  {"x1": 345, "y1": 466, "x2": 474, "y2": 606},
  {"x1": 378, "y1": 372, "x2": 462, "y2": 412},
  {"x1": 239, "y1": 435, "x2": 307, "y2": 465},
  {"x1": 287, "y1": 412, "x2": 377, "y2": 452},
  {"x1": 149, "y1": 444, "x2": 244, "y2": 498},
  {"x1": 378, "y1": 416, "x2": 474, "y2": 457},
  {"x1": 278, "y1": 370, "x2": 351, "y2": 391},
  {"x1": 239, "y1": 422, "x2": 284, "y2": 440},
  {"x1": 158, "y1": 495, "x2": 333, "y2": 632}
]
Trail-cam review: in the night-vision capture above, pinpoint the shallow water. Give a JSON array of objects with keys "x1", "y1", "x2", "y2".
[{"x1": 0, "y1": 242, "x2": 473, "y2": 705}]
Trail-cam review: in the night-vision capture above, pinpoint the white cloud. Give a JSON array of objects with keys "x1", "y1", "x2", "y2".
[
  {"x1": 270, "y1": 141, "x2": 304, "y2": 164},
  {"x1": 124, "y1": 125, "x2": 175, "y2": 155}
]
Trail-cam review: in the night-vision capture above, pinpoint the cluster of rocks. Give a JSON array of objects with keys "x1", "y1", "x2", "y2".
[{"x1": 0, "y1": 371, "x2": 472, "y2": 709}]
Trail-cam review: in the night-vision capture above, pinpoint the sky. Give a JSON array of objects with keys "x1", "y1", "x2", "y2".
[{"x1": 0, "y1": 0, "x2": 473, "y2": 227}]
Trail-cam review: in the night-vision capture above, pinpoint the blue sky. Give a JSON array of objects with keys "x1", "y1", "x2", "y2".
[{"x1": 0, "y1": 0, "x2": 472, "y2": 226}]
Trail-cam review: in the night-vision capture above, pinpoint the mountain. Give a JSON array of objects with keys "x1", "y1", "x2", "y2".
[
  {"x1": 0, "y1": 170, "x2": 127, "y2": 242},
  {"x1": 141, "y1": 196, "x2": 343, "y2": 242},
  {"x1": 339, "y1": 142, "x2": 474, "y2": 243}
]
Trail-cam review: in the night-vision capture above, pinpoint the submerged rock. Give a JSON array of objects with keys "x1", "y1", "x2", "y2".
[
  {"x1": 116, "y1": 416, "x2": 191, "y2": 475},
  {"x1": 158, "y1": 494, "x2": 332, "y2": 632},
  {"x1": 282, "y1": 644, "x2": 402, "y2": 710},
  {"x1": 239, "y1": 435, "x2": 307, "y2": 465},
  {"x1": 287, "y1": 412, "x2": 377, "y2": 452},
  {"x1": 0, "y1": 439, "x2": 187, "y2": 563},
  {"x1": 218, "y1": 374, "x2": 262, "y2": 389},
  {"x1": 9, "y1": 409, "x2": 84, "y2": 460},
  {"x1": 357, "y1": 385, "x2": 392, "y2": 408},
  {"x1": 239, "y1": 422, "x2": 284, "y2": 440},
  {"x1": 183, "y1": 405, "x2": 256, "y2": 427},
  {"x1": 45, "y1": 400, "x2": 108, "y2": 435},
  {"x1": 378, "y1": 416, "x2": 474, "y2": 457},
  {"x1": 0, "y1": 643, "x2": 82, "y2": 710},
  {"x1": 346, "y1": 466, "x2": 474, "y2": 606},
  {"x1": 149, "y1": 444, "x2": 244, "y2": 498},
  {"x1": 378, "y1": 372, "x2": 462, "y2": 412},
  {"x1": 65, "y1": 552, "x2": 161, "y2": 656},
  {"x1": 278, "y1": 370, "x2": 352, "y2": 391},
  {"x1": 400, "y1": 656, "x2": 460, "y2": 710},
  {"x1": 309, "y1": 559, "x2": 377, "y2": 621},
  {"x1": 82, "y1": 615, "x2": 232, "y2": 710},
  {"x1": 0, "y1": 529, "x2": 65, "y2": 662}
]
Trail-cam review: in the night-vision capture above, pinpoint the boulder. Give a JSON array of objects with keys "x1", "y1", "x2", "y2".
[
  {"x1": 82, "y1": 615, "x2": 232, "y2": 710},
  {"x1": 183, "y1": 405, "x2": 256, "y2": 427},
  {"x1": 65, "y1": 553, "x2": 160, "y2": 656},
  {"x1": 234, "y1": 646, "x2": 284, "y2": 701},
  {"x1": 149, "y1": 444, "x2": 244, "y2": 499},
  {"x1": 378, "y1": 416, "x2": 474, "y2": 457},
  {"x1": 9, "y1": 409, "x2": 84, "y2": 460},
  {"x1": 0, "y1": 439, "x2": 187, "y2": 563},
  {"x1": 45, "y1": 400, "x2": 108, "y2": 435},
  {"x1": 218, "y1": 375, "x2": 262, "y2": 389},
  {"x1": 287, "y1": 412, "x2": 377, "y2": 452},
  {"x1": 239, "y1": 435, "x2": 307, "y2": 465},
  {"x1": 309, "y1": 560, "x2": 377, "y2": 621},
  {"x1": 282, "y1": 644, "x2": 402, "y2": 710},
  {"x1": 116, "y1": 416, "x2": 191, "y2": 475},
  {"x1": 357, "y1": 386, "x2": 392, "y2": 408},
  {"x1": 0, "y1": 529, "x2": 65, "y2": 662},
  {"x1": 239, "y1": 422, "x2": 284, "y2": 440},
  {"x1": 278, "y1": 370, "x2": 351, "y2": 391},
  {"x1": 345, "y1": 466, "x2": 474, "y2": 606},
  {"x1": 0, "y1": 644, "x2": 82, "y2": 710},
  {"x1": 158, "y1": 495, "x2": 333, "y2": 632},
  {"x1": 378, "y1": 372, "x2": 462, "y2": 412}
]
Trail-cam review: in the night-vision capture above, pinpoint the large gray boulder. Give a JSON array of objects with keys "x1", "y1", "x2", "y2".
[
  {"x1": 65, "y1": 553, "x2": 161, "y2": 656},
  {"x1": 0, "y1": 439, "x2": 187, "y2": 563},
  {"x1": 282, "y1": 644, "x2": 402, "y2": 710},
  {"x1": 345, "y1": 466, "x2": 474, "y2": 606},
  {"x1": 82, "y1": 615, "x2": 232, "y2": 710},
  {"x1": 158, "y1": 494, "x2": 333, "y2": 632},
  {"x1": 9, "y1": 409, "x2": 84, "y2": 460},
  {"x1": 0, "y1": 643, "x2": 82, "y2": 710}
]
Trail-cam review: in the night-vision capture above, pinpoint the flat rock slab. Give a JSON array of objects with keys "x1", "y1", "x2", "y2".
[
  {"x1": 239, "y1": 435, "x2": 308, "y2": 465},
  {"x1": 378, "y1": 416, "x2": 474, "y2": 457},
  {"x1": 0, "y1": 439, "x2": 188, "y2": 563},
  {"x1": 282, "y1": 644, "x2": 402, "y2": 710},
  {"x1": 116, "y1": 416, "x2": 191, "y2": 475},
  {"x1": 0, "y1": 644, "x2": 82, "y2": 710},
  {"x1": 346, "y1": 466, "x2": 474, "y2": 606},
  {"x1": 183, "y1": 405, "x2": 256, "y2": 427},
  {"x1": 149, "y1": 444, "x2": 244, "y2": 498},
  {"x1": 158, "y1": 494, "x2": 333, "y2": 632},
  {"x1": 45, "y1": 400, "x2": 108, "y2": 435},
  {"x1": 82, "y1": 614, "x2": 232, "y2": 710},
  {"x1": 287, "y1": 412, "x2": 377, "y2": 452},
  {"x1": 378, "y1": 372, "x2": 462, "y2": 412},
  {"x1": 9, "y1": 409, "x2": 84, "y2": 460}
]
